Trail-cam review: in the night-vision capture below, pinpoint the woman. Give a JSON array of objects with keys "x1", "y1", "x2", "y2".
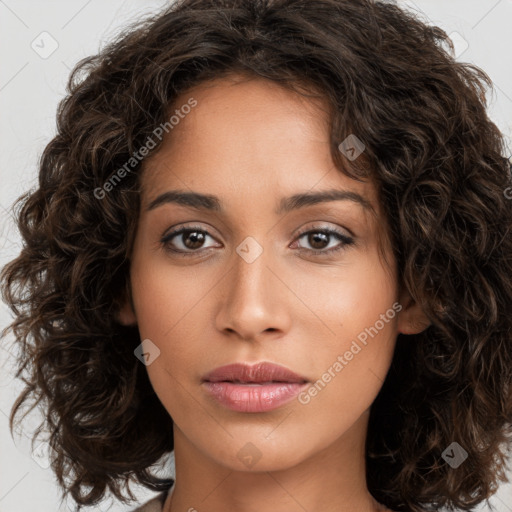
[{"x1": 2, "y1": 1, "x2": 511, "y2": 511}]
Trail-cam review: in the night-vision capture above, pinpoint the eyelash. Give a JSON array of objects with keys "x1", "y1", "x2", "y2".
[{"x1": 160, "y1": 224, "x2": 354, "y2": 257}]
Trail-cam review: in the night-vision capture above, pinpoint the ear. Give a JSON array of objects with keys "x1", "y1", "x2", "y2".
[
  {"x1": 117, "y1": 300, "x2": 137, "y2": 326},
  {"x1": 116, "y1": 280, "x2": 137, "y2": 326},
  {"x1": 396, "y1": 287, "x2": 431, "y2": 335}
]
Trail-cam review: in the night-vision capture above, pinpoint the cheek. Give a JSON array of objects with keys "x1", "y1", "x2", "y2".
[
  {"x1": 129, "y1": 264, "x2": 200, "y2": 424},
  {"x1": 294, "y1": 307, "x2": 398, "y2": 444},
  {"x1": 130, "y1": 254, "x2": 211, "y2": 341},
  {"x1": 294, "y1": 255, "x2": 398, "y2": 408},
  {"x1": 128, "y1": 258, "x2": 196, "y2": 374},
  {"x1": 291, "y1": 249, "x2": 398, "y2": 340}
]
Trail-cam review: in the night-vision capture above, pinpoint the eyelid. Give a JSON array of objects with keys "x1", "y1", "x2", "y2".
[{"x1": 294, "y1": 222, "x2": 353, "y2": 240}]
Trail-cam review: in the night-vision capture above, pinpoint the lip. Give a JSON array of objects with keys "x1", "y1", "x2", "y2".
[
  {"x1": 203, "y1": 362, "x2": 308, "y2": 384},
  {"x1": 202, "y1": 362, "x2": 309, "y2": 413}
]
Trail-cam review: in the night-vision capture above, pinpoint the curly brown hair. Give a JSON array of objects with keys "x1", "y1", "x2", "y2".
[{"x1": 2, "y1": 0, "x2": 512, "y2": 510}]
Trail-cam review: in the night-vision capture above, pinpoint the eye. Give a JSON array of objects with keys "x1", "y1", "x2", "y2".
[
  {"x1": 292, "y1": 226, "x2": 354, "y2": 256},
  {"x1": 160, "y1": 224, "x2": 355, "y2": 257},
  {"x1": 161, "y1": 225, "x2": 219, "y2": 255}
]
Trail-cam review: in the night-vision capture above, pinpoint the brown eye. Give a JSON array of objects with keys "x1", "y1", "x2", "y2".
[
  {"x1": 305, "y1": 231, "x2": 329, "y2": 250},
  {"x1": 294, "y1": 227, "x2": 354, "y2": 256},
  {"x1": 180, "y1": 230, "x2": 206, "y2": 249},
  {"x1": 161, "y1": 226, "x2": 219, "y2": 254}
]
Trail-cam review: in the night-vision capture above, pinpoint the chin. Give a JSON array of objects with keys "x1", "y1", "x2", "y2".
[{"x1": 202, "y1": 436, "x2": 314, "y2": 473}]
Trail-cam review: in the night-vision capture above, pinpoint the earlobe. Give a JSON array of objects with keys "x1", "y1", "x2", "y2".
[
  {"x1": 397, "y1": 289, "x2": 431, "y2": 335},
  {"x1": 117, "y1": 301, "x2": 137, "y2": 326},
  {"x1": 116, "y1": 281, "x2": 138, "y2": 326}
]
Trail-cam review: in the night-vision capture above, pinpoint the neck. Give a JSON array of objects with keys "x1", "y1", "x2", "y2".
[{"x1": 164, "y1": 411, "x2": 389, "y2": 512}]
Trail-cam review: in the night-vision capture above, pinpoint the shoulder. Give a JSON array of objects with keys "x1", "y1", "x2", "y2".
[{"x1": 129, "y1": 489, "x2": 169, "y2": 512}]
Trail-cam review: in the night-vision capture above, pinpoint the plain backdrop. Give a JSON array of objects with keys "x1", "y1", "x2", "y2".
[{"x1": 1, "y1": 1, "x2": 511, "y2": 511}]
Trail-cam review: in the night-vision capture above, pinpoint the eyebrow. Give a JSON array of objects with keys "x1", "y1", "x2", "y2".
[{"x1": 146, "y1": 188, "x2": 373, "y2": 214}]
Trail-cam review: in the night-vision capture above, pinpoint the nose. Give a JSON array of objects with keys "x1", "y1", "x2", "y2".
[{"x1": 214, "y1": 241, "x2": 292, "y2": 342}]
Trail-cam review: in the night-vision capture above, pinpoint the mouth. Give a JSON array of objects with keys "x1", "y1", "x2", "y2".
[{"x1": 202, "y1": 362, "x2": 309, "y2": 413}]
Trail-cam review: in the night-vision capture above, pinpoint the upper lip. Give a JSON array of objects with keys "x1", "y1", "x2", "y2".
[{"x1": 202, "y1": 362, "x2": 308, "y2": 384}]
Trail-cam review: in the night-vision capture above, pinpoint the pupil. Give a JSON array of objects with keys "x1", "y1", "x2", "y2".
[
  {"x1": 184, "y1": 231, "x2": 205, "y2": 249},
  {"x1": 310, "y1": 232, "x2": 328, "y2": 249}
]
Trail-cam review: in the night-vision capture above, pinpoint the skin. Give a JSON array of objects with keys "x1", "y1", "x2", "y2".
[{"x1": 119, "y1": 73, "x2": 430, "y2": 512}]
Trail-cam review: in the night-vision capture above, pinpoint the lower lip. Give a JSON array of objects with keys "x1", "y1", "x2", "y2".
[{"x1": 203, "y1": 381, "x2": 308, "y2": 412}]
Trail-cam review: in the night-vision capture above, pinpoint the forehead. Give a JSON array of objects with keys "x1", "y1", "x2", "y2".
[{"x1": 140, "y1": 75, "x2": 379, "y2": 214}]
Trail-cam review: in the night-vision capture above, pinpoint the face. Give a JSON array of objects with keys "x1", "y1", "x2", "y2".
[{"x1": 120, "y1": 74, "x2": 427, "y2": 473}]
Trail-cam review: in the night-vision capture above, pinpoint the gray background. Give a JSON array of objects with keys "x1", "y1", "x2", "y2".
[{"x1": 1, "y1": 1, "x2": 511, "y2": 511}]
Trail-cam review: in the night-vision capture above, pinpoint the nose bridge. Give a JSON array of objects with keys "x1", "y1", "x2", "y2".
[
  {"x1": 215, "y1": 235, "x2": 288, "y2": 339},
  {"x1": 232, "y1": 237, "x2": 269, "y2": 303}
]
